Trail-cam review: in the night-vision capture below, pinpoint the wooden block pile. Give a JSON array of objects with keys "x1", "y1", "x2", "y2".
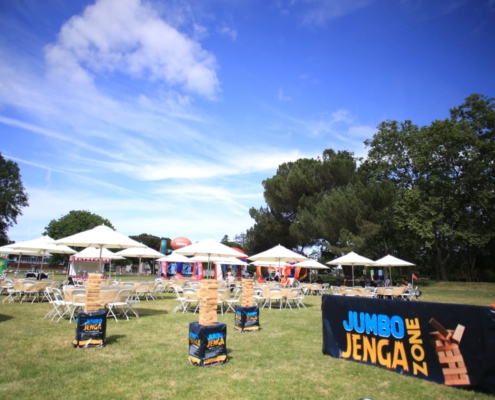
[
  {"x1": 242, "y1": 278, "x2": 254, "y2": 307},
  {"x1": 85, "y1": 274, "x2": 102, "y2": 312},
  {"x1": 199, "y1": 280, "x2": 218, "y2": 326},
  {"x1": 429, "y1": 318, "x2": 470, "y2": 386}
]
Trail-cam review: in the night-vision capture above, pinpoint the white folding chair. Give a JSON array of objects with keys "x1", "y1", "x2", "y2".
[
  {"x1": 172, "y1": 285, "x2": 187, "y2": 313},
  {"x1": 67, "y1": 288, "x2": 87, "y2": 323},
  {"x1": 182, "y1": 288, "x2": 200, "y2": 314},
  {"x1": 226, "y1": 287, "x2": 241, "y2": 313},
  {"x1": 106, "y1": 289, "x2": 137, "y2": 322}
]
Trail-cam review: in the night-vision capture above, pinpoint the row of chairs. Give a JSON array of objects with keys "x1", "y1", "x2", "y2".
[
  {"x1": 172, "y1": 286, "x2": 242, "y2": 314},
  {"x1": 256, "y1": 287, "x2": 306, "y2": 310}
]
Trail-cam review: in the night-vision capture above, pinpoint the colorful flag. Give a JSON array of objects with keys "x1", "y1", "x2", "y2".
[{"x1": 412, "y1": 273, "x2": 418, "y2": 280}]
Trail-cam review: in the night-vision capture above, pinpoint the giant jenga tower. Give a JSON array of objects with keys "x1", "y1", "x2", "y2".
[
  {"x1": 198, "y1": 280, "x2": 218, "y2": 326},
  {"x1": 234, "y1": 278, "x2": 260, "y2": 333},
  {"x1": 241, "y1": 278, "x2": 254, "y2": 307},
  {"x1": 85, "y1": 273, "x2": 102, "y2": 312},
  {"x1": 430, "y1": 318, "x2": 470, "y2": 386},
  {"x1": 189, "y1": 279, "x2": 227, "y2": 366}
]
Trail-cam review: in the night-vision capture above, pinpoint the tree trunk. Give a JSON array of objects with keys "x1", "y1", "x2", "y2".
[{"x1": 434, "y1": 237, "x2": 449, "y2": 281}]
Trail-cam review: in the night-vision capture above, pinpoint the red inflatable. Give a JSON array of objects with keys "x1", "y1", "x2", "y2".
[
  {"x1": 231, "y1": 247, "x2": 247, "y2": 259},
  {"x1": 171, "y1": 237, "x2": 192, "y2": 250}
]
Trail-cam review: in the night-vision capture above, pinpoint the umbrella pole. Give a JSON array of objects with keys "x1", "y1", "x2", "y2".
[
  {"x1": 352, "y1": 265, "x2": 355, "y2": 287},
  {"x1": 40, "y1": 252, "x2": 46, "y2": 272},
  {"x1": 139, "y1": 256, "x2": 142, "y2": 281},
  {"x1": 16, "y1": 253, "x2": 22, "y2": 275},
  {"x1": 98, "y1": 246, "x2": 103, "y2": 274}
]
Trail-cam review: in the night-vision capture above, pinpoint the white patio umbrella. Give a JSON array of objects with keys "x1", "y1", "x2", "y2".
[
  {"x1": 373, "y1": 255, "x2": 415, "y2": 285},
  {"x1": 292, "y1": 259, "x2": 330, "y2": 282},
  {"x1": 174, "y1": 238, "x2": 247, "y2": 275},
  {"x1": 9, "y1": 236, "x2": 76, "y2": 271},
  {"x1": 0, "y1": 245, "x2": 50, "y2": 273},
  {"x1": 248, "y1": 260, "x2": 291, "y2": 267},
  {"x1": 248, "y1": 245, "x2": 307, "y2": 268},
  {"x1": 191, "y1": 256, "x2": 247, "y2": 265},
  {"x1": 53, "y1": 224, "x2": 146, "y2": 271},
  {"x1": 327, "y1": 251, "x2": 375, "y2": 287},
  {"x1": 248, "y1": 245, "x2": 307, "y2": 281},
  {"x1": 114, "y1": 246, "x2": 164, "y2": 277},
  {"x1": 156, "y1": 253, "x2": 193, "y2": 263}
]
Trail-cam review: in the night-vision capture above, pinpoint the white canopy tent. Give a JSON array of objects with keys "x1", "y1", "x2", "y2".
[{"x1": 69, "y1": 247, "x2": 125, "y2": 275}]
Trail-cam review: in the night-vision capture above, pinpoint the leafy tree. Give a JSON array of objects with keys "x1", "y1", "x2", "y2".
[
  {"x1": 129, "y1": 233, "x2": 164, "y2": 251},
  {"x1": 247, "y1": 150, "x2": 357, "y2": 254},
  {"x1": 43, "y1": 210, "x2": 114, "y2": 266},
  {"x1": 0, "y1": 153, "x2": 29, "y2": 245},
  {"x1": 363, "y1": 94, "x2": 495, "y2": 280}
]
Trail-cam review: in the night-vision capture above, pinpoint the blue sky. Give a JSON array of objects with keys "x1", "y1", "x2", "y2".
[{"x1": 1, "y1": 0, "x2": 494, "y2": 244}]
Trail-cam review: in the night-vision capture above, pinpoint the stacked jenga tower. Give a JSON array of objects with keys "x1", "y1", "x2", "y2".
[
  {"x1": 85, "y1": 273, "x2": 102, "y2": 312},
  {"x1": 241, "y1": 278, "x2": 254, "y2": 307},
  {"x1": 199, "y1": 280, "x2": 218, "y2": 326},
  {"x1": 429, "y1": 318, "x2": 470, "y2": 386}
]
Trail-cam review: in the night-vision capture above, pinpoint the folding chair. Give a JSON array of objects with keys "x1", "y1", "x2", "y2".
[
  {"x1": 172, "y1": 285, "x2": 187, "y2": 313},
  {"x1": 226, "y1": 287, "x2": 241, "y2": 313},
  {"x1": 182, "y1": 288, "x2": 200, "y2": 314},
  {"x1": 106, "y1": 289, "x2": 137, "y2": 322}
]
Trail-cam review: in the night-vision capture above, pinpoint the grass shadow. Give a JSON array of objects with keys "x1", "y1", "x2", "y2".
[
  {"x1": 106, "y1": 334, "x2": 126, "y2": 345},
  {"x1": 0, "y1": 313, "x2": 13, "y2": 323},
  {"x1": 131, "y1": 308, "x2": 169, "y2": 317}
]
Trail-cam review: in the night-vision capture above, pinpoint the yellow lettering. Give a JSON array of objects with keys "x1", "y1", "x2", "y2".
[
  {"x1": 362, "y1": 336, "x2": 376, "y2": 364},
  {"x1": 391, "y1": 341, "x2": 409, "y2": 371},
  {"x1": 405, "y1": 318, "x2": 420, "y2": 330},
  {"x1": 413, "y1": 361, "x2": 428, "y2": 376},
  {"x1": 411, "y1": 344, "x2": 425, "y2": 362},
  {"x1": 341, "y1": 333, "x2": 352, "y2": 359},
  {"x1": 408, "y1": 330, "x2": 422, "y2": 344},
  {"x1": 377, "y1": 339, "x2": 391, "y2": 368},
  {"x1": 352, "y1": 334, "x2": 362, "y2": 361}
]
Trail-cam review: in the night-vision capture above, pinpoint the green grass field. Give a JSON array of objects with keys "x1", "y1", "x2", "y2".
[{"x1": 0, "y1": 280, "x2": 494, "y2": 400}]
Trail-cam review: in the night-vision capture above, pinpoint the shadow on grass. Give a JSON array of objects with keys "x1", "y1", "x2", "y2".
[
  {"x1": 106, "y1": 334, "x2": 126, "y2": 345},
  {"x1": 0, "y1": 313, "x2": 13, "y2": 323},
  {"x1": 131, "y1": 308, "x2": 169, "y2": 318}
]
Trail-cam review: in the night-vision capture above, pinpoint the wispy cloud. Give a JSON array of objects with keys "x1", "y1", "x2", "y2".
[
  {"x1": 277, "y1": 0, "x2": 372, "y2": 27},
  {"x1": 277, "y1": 87, "x2": 292, "y2": 101},
  {"x1": 218, "y1": 26, "x2": 238, "y2": 41}
]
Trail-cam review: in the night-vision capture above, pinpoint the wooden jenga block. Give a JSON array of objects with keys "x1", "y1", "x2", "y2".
[{"x1": 430, "y1": 318, "x2": 452, "y2": 340}]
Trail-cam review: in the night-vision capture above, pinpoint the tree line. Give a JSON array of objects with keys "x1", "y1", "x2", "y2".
[
  {"x1": 241, "y1": 94, "x2": 495, "y2": 282},
  {"x1": 2, "y1": 94, "x2": 494, "y2": 281}
]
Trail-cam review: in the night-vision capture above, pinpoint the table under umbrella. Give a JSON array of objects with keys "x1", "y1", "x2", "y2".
[
  {"x1": 0, "y1": 245, "x2": 50, "y2": 274},
  {"x1": 292, "y1": 259, "x2": 330, "y2": 282},
  {"x1": 174, "y1": 238, "x2": 246, "y2": 277},
  {"x1": 373, "y1": 254, "x2": 415, "y2": 285},
  {"x1": 9, "y1": 236, "x2": 76, "y2": 271},
  {"x1": 326, "y1": 252, "x2": 375, "y2": 287},
  {"x1": 115, "y1": 246, "x2": 164, "y2": 278}
]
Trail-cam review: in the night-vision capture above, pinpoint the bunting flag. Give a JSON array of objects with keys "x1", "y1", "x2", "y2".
[
  {"x1": 196, "y1": 262, "x2": 203, "y2": 280},
  {"x1": 0, "y1": 253, "x2": 7, "y2": 274}
]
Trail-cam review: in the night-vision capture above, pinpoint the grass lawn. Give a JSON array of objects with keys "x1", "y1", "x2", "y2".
[{"x1": 0, "y1": 280, "x2": 494, "y2": 400}]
